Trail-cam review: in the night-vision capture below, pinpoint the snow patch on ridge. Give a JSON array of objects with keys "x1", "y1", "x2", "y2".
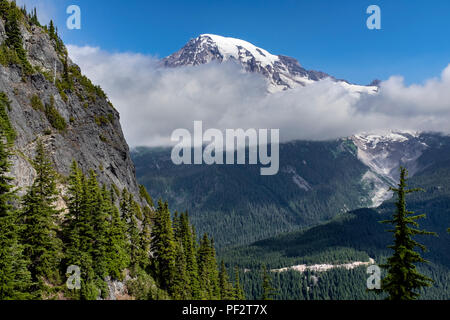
[
  {"x1": 201, "y1": 34, "x2": 279, "y2": 67},
  {"x1": 352, "y1": 131, "x2": 428, "y2": 207},
  {"x1": 272, "y1": 258, "x2": 376, "y2": 273}
]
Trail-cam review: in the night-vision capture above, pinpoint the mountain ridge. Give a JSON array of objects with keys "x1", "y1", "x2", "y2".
[
  {"x1": 162, "y1": 34, "x2": 378, "y2": 94},
  {"x1": 0, "y1": 4, "x2": 143, "y2": 203}
]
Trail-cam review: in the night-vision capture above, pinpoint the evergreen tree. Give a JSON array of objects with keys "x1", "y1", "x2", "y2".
[
  {"x1": 138, "y1": 207, "x2": 152, "y2": 270},
  {"x1": 178, "y1": 212, "x2": 200, "y2": 299},
  {"x1": 139, "y1": 184, "x2": 154, "y2": 207},
  {"x1": 150, "y1": 200, "x2": 176, "y2": 293},
  {"x1": 197, "y1": 234, "x2": 213, "y2": 299},
  {"x1": 4, "y1": 3, "x2": 30, "y2": 71},
  {"x1": 380, "y1": 167, "x2": 436, "y2": 300},
  {"x1": 48, "y1": 20, "x2": 56, "y2": 40},
  {"x1": 233, "y1": 266, "x2": 245, "y2": 300},
  {"x1": 0, "y1": 0, "x2": 10, "y2": 20},
  {"x1": 261, "y1": 265, "x2": 276, "y2": 300},
  {"x1": 106, "y1": 187, "x2": 129, "y2": 280},
  {"x1": 218, "y1": 261, "x2": 234, "y2": 300},
  {"x1": 172, "y1": 239, "x2": 189, "y2": 299},
  {"x1": 208, "y1": 238, "x2": 220, "y2": 299},
  {"x1": 120, "y1": 190, "x2": 143, "y2": 271},
  {"x1": 0, "y1": 108, "x2": 32, "y2": 300},
  {"x1": 21, "y1": 141, "x2": 63, "y2": 296}
]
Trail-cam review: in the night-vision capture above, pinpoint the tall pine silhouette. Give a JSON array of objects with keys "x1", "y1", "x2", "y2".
[
  {"x1": 381, "y1": 167, "x2": 436, "y2": 300},
  {"x1": 21, "y1": 141, "x2": 63, "y2": 296},
  {"x1": 0, "y1": 96, "x2": 32, "y2": 300}
]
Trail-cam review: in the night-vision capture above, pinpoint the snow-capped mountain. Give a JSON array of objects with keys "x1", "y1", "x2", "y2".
[
  {"x1": 162, "y1": 34, "x2": 378, "y2": 94},
  {"x1": 351, "y1": 131, "x2": 429, "y2": 206}
]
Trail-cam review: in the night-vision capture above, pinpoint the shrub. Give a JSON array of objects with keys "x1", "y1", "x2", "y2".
[
  {"x1": 30, "y1": 94, "x2": 45, "y2": 111},
  {"x1": 45, "y1": 96, "x2": 67, "y2": 131}
]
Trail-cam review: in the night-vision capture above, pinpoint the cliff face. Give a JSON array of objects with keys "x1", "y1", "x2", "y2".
[{"x1": 0, "y1": 12, "x2": 141, "y2": 200}]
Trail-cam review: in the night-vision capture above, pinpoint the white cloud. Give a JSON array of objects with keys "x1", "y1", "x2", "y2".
[{"x1": 67, "y1": 45, "x2": 450, "y2": 147}]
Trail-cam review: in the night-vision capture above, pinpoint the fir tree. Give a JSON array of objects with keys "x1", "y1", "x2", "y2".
[
  {"x1": 178, "y1": 212, "x2": 200, "y2": 299},
  {"x1": 233, "y1": 266, "x2": 245, "y2": 300},
  {"x1": 138, "y1": 207, "x2": 152, "y2": 270},
  {"x1": 4, "y1": 3, "x2": 31, "y2": 71},
  {"x1": 21, "y1": 141, "x2": 63, "y2": 295},
  {"x1": 0, "y1": 108, "x2": 32, "y2": 300},
  {"x1": 219, "y1": 261, "x2": 234, "y2": 300},
  {"x1": 139, "y1": 184, "x2": 154, "y2": 207},
  {"x1": 261, "y1": 265, "x2": 276, "y2": 300},
  {"x1": 197, "y1": 233, "x2": 213, "y2": 299},
  {"x1": 106, "y1": 187, "x2": 129, "y2": 280},
  {"x1": 48, "y1": 20, "x2": 56, "y2": 40},
  {"x1": 380, "y1": 167, "x2": 436, "y2": 300},
  {"x1": 0, "y1": 0, "x2": 10, "y2": 21},
  {"x1": 172, "y1": 239, "x2": 189, "y2": 299},
  {"x1": 150, "y1": 200, "x2": 176, "y2": 294}
]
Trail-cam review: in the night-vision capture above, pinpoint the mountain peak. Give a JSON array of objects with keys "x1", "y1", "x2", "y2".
[
  {"x1": 162, "y1": 34, "x2": 378, "y2": 94},
  {"x1": 197, "y1": 34, "x2": 280, "y2": 67}
]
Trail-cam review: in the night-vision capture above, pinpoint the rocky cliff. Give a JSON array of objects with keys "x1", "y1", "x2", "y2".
[{"x1": 0, "y1": 5, "x2": 142, "y2": 201}]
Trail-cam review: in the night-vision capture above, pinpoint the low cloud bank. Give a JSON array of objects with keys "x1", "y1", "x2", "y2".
[{"x1": 68, "y1": 45, "x2": 450, "y2": 147}]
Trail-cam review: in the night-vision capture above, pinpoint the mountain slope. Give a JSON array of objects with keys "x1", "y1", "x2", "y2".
[
  {"x1": 133, "y1": 132, "x2": 450, "y2": 247},
  {"x1": 133, "y1": 139, "x2": 372, "y2": 246},
  {"x1": 162, "y1": 34, "x2": 378, "y2": 94},
  {"x1": 0, "y1": 7, "x2": 142, "y2": 201},
  {"x1": 220, "y1": 154, "x2": 450, "y2": 299}
]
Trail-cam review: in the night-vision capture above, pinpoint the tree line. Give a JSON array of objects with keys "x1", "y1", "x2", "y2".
[{"x1": 0, "y1": 94, "x2": 244, "y2": 300}]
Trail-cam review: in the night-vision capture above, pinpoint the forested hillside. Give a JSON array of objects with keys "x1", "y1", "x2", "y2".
[
  {"x1": 221, "y1": 159, "x2": 450, "y2": 299},
  {"x1": 0, "y1": 1, "x2": 244, "y2": 301},
  {"x1": 132, "y1": 139, "x2": 372, "y2": 247}
]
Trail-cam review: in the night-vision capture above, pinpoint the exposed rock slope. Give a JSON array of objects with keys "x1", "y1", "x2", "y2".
[{"x1": 0, "y1": 9, "x2": 141, "y2": 199}]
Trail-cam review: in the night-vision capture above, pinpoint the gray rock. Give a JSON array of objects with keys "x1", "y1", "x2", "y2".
[{"x1": 0, "y1": 15, "x2": 143, "y2": 203}]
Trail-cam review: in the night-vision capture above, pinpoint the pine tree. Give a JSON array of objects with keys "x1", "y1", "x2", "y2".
[
  {"x1": 261, "y1": 265, "x2": 276, "y2": 300},
  {"x1": 233, "y1": 266, "x2": 245, "y2": 300},
  {"x1": 150, "y1": 200, "x2": 176, "y2": 293},
  {"x1": 106, "y1": 187, "x2": 129, "y2": 280},
  {"x1": 380, "y1": 167, "x2": 436, "y2": 300},
  {"x1": 172, "y1": 239, "x2": 189, "y2": 299},
  {"x1": 197, "y1": 233, "x2": 213, "y2": 299},
  {"x1": 138, "y1": 207, "x2": 152, "y2": 270},
  {"x1": 120, "y1": 190, "x2": 143, "y2": 271},
  {"x1": 139, "y1": 184, "x2": 154, "y2": 208},
  {"x1": 90, "y1": 176, "x2": 110, "y2": 281},
  {"x1": 208, "y1": 238, "x2": 220, "y2": 299},
  {"x1": 30, "y1": 8, "x2": 39, "y2": 26},
  {"x1": 64, "y1": 161, "x2": 84, "y2": 269},
  {"x1": 0, "y1": 109, "x2": 32, "y2": 300},
  {"x1": 4, "y1": 3, "x2": 30, "y2": 71},
  {"x1": 219, "y1": 261, "x2": 234, "y2": 300},
  {"x1": 48, "y1": 20, "x2": 56, "y2": 40},
  {"x1": 178, "y1": 212, "x2": 200, "y2": 299},
  {"x1": 0, "y1": 0, "x2": 10, "y2": 20},
  {"x1": 21, "y1": 141, "x2": 63, "y2": 295}
]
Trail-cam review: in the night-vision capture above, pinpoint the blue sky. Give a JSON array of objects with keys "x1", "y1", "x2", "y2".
[{"x1": 19, "y1": 0, "x2": 450, "y2": 85}]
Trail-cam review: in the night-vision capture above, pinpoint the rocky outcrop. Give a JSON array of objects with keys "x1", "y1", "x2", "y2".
[{"x1": 0, "y1": 14, "x2": 142, "y2": 201}]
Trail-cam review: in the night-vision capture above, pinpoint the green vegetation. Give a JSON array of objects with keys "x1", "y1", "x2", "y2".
[
  {"x1": 139, "y1": 184, "x2": 154, "y2": 207},
  {"x1": 0, "y1": 92, "x2": 16, "y2": 145},
  {"x1": 30, "y1": 95, "x2": 44, "y2": 112},
  {"x1": 261, "y1": 265, "x2": 276, "y2": 300},
  {"x1": 380, "y1": 167, "x2": 436, "y2": 300},
  {"x1": 132, "y1": 140, "x2": 372, "y2": 247},
  {"x1": 0, "y1": 90, "x2": 32, "y2": 300},
  {"x1": 0, "y1": 0, "x2": 33, "y2": 75},
  {"x1": 45, "y1": 96, "x2": 67, "y2": 132},
  {"x1": 94, "y1": 115, "x2": 109, "y2": 127},
  {"x1": 21, "y1": 141, "x2": 64, "y2": 297},
  {"x1": 0, "y1": 131, "x2": 243, "y2": 300}
]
